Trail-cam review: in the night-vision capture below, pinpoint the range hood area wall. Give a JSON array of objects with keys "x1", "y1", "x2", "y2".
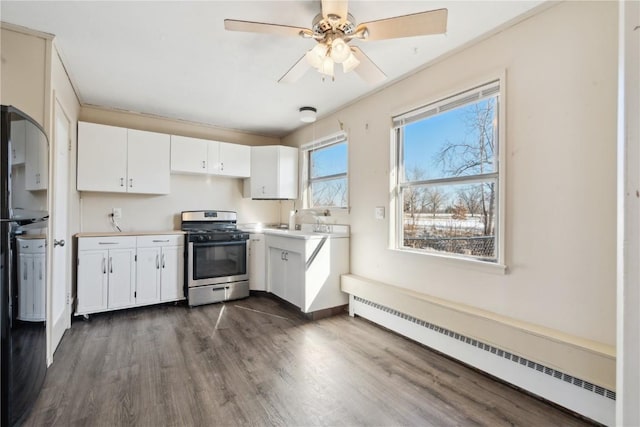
[{"x1": 77, "y1": 106, "x2": 283, "y2": 232}]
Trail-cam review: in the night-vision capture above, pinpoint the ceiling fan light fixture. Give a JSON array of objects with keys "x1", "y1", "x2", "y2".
[
  {"x1": 299, "y1": 106, "x2": 317, "y2": 123},
  {"x1": 306, "y1": 43, "x2": 328, "y2": 69},
  {"x1": 319, "y1": 56, "x2": 335, "y2": 77},
  {"x1": 330, "y1": 38, "x2": 350, "y2": 63},
  {"x1": 342, "y1": 51, "x2": 360, "y2": 73}
]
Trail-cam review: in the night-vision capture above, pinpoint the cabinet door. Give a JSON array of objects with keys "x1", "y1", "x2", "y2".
[
  {"x1": 276, "y1": 146, "x2": 298, "y2": 199},
  {"x1": 170, "y1": 135, "x2": 208, "y2": 174},
  {"x1": 107, "y1": 248, "x2": 136, "y2": 309},
  {"x1": 206, "y1": 140, "x2": 221, "y2": 174},
  {"x1": 219, "y1": 142, "x2": 250, "y2": 177},
  {"x1": 135, "y1": 247, "x2": 161, "y2": 305},
  {"x1": 160, "y1": 246, "x2": 184, "y2": 302},
  {"x1": 249, "y1": 235, "x2": 266, "y2": 291},
  {"x1": 251, "y1": 146, "x2": 279, "y2": 198},
  {"x1": 127, "y1": 129, "x2": 170, "y2": 194},
  {"x1": 18, "y1": 253, "x2": 34, "y2": 320},
  {"x1": 77, "y1": 122, "x2": 128, "y2": 192},
  {"x1": 268, "y1": 247, "x2": 286, "y2": 299},
  {"x1": 25, "y1": 122, "x2": 48, "y2": 191},
  {"x1": 33, "y1": 253, "x2": 46, "y2": 321},
  {"x1": 11, "y1": 119, "x2": 26, "y2": 165},
  {"x1": 77, "y1": 250, "x2": 109, "y2": 314},
  {"x1": 284, "y1": 251, "x2": 303, "y2": 308}
]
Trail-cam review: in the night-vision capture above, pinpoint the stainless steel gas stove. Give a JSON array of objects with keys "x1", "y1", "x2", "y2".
[{"x1": 181, "y1": 210, "x2": 250, "y2": 306}]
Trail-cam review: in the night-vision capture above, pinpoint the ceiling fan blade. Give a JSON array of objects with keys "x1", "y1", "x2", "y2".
[
  {"x1": 357, "y1": 8, "x2": 448, "y2": 41},
  {"x1": 321, "y1": 0, "x2": 349, "y2": 22},
  {"x1": 278, "y1": 55, "x2": 312, "y2": 84},
  {"x1": 351, "y1": 47, "x2": 386, "y2": 85},
  {"x1": 224, "y1": 19, "x2": 312, "y2": 38}
]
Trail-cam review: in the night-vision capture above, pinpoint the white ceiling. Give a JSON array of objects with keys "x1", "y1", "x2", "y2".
[{"x1": 1, "y1": 1, "x2": 546, "y2": 137}]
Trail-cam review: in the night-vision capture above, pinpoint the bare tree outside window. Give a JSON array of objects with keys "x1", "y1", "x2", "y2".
[
  {"x1": 396, "y1": 82, "x2": 500, "y2": 262},
  {"x1": 307, "y1": 141, "x2": 348, "y2": 208}
]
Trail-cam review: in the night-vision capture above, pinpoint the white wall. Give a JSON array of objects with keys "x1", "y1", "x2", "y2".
[
  {"x1": 284, "y1": 1, "x2": 617, "y2": 348},
  {"x1": 77, "y1": 106, "x2": 284, "y2": 232}
]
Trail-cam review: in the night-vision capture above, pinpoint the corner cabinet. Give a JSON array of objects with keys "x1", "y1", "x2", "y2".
[
  {"x1": 77, "y1": 122, "x2": 170, "y2": 194},
  {"x1": 170, "y1": 135, "x2": 250, "y2": 178},
  {"x1": 250, "y1": 145, "x2": 298, "y2": 199},
  {"x1": 75, "y1": 234, "x2": 184, "y2": 317},
  {"x1": 266, "y1": 234, "x2": 348, "y2": 313},
  {"x1": 248, "y1": 233, "x2": 266, "y2": 291}
]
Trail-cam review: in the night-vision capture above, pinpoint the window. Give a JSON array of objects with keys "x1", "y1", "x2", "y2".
[
  {"x1": 302, "y1": 132, "x2": 348, "y2": 209},
  {"x1": 392, "y1": 80, "x2": 503, "y2": 263}
]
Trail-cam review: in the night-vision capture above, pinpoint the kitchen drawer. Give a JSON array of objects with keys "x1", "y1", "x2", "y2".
[
  {"x1": 136, "y1": 234, "x2": 184, "y2": 247},
  {"x1": 78, "y1": 236, "x2": 137, "y2": 251},
  {"x1": 16, "y1": 238, "x2": 46, "y2": 254}
]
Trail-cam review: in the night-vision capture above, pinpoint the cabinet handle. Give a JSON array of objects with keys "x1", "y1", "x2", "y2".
[
  {"x1": 220, "y1": 162, "x2": 224, "y2": 171},
  {"x1": 120, "y1": 177, "x2": 124, "y2": 187},
  {"x1": 102, "y1": 257, "x2": 106, "y2": 274},
  {"x1": 156, "y1": 254, "x2": 160, "y2": 269},
  {"x1": 99, "y1": 242, "x2": 118, "y2": 245},
  {"x1": 262, "y1": 185, "x2": 265, "y2": 194},
  {"x1": 23, "y1": 261, "x2": 27, "y2": 280},
  {"x1": 202, "y1": 160, "x2": 206, "y2": 169},
  {"x1": 284, "y1": 252, "x2": 288, "y2": 261},
  {"x1": 39, "y1": 262, "x2": 42, "y2": 280},
  {"x1": 152, "y1": 239, "x2": 170, "y2": 243},
  {"x1": 12, "y1": 148, "x2": 15, "y2": 159},
  {"x1": 162, "y1": 253, "x2": 165, "y2": 269},
  {"x1": 129, "y1": 178, "x2": 133, "y2": 188},
  {"x1": 109, "y1": 257, "x2": 113, "y2": 273}
]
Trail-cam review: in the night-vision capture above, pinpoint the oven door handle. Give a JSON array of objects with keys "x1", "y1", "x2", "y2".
[{"x1": 191, "y1": 241, "x2": 247, "y2": 248}]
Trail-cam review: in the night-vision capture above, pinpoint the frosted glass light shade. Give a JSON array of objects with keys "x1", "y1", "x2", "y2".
[
  {"x1": 342, "y1": 52, "x2": 360, "y2": 73},
  {"x1": 319, "y1": 56, "x2": 334, "y2": 77},
  {"x1": 306, "y1": 43, "x2": 328, "y2": 69},
  {"x1": 330, "y1": 38, "x2": 350, "y2": 63}
]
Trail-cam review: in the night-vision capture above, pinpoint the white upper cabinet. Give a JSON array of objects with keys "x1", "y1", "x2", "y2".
[
  {"x1": 11, "y1": 120, "x2": 26, "y2": 165},
  {"x1": 77, "y1": 122, "x2": 170, "y2": 194},
  {"x1": 218, "y1": 142, "x2": 250, "y2": 177},
  {"x1": 127, "y1": 129, "x2": 170, "y2": 194},
  {"x1": 25, "y1": 122, "x2": 49, "y2": 191},
  {"x1": 171, "y1": 135, "x2": 250, "y2": 178},
  {"x1": 250, "y1": 145, "x2": 298, "y2": 199},
  {"x1": 170, "y1": 135, "x2": 209, "y2": 174}
]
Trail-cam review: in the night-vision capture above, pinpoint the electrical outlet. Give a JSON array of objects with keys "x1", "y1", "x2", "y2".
[
  {"x1": 112, "y1": 208, "x2": 122, "y2": 219},
  {"x1": 375, "y1": 206, "x2": 385, "y2": 220}
]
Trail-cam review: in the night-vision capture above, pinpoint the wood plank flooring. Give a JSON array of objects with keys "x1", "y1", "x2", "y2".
[{"x1": 24, "y1": 294, "x2": 595, "y2": 426}]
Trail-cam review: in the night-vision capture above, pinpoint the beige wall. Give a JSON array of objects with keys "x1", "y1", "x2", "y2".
[
  {"x1": 284, "y1": 2, "x2": 617, "y2": 347},
  {"x1": 77, "y1": 106, "x2": 284, "y2": 232},
  {"x1": 0, "y1": 26, "x2": 48, "y2": 126}
]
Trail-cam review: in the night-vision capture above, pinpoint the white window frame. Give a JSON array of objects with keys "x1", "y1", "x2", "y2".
[
  {"x1": 390, "y1": 77, "x2": 506, "y2": 270},
  {"x1": 301, "y1": 131, "x2": 349, "y2": 210}
]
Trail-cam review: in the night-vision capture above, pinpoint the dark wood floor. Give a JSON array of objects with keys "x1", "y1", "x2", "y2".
[{"x1": 25, "y1": 294, "x2": 593, "y2": 426}]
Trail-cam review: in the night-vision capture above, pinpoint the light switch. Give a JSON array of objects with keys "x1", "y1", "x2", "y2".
[{"x1": 375, "y1": 206, "x2": 385, "y2": 220}]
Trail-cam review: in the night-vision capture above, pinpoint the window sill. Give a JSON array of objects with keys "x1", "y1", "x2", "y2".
[{"x1": 390, "y1": 247, "x2": 507, "y2": 275}]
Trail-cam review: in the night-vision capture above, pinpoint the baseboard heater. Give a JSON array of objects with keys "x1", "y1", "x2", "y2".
[{"x1": 345, "y1": 290, "x2": 615, "y2": 426}]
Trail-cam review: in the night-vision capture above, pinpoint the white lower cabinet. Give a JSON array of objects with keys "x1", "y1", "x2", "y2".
[
  {"x1": 17, "y1": 238, "x2": 46, "y2": 322},
  {"x1": 249, "y1": 233, "x2": 266, "y2": 291},
  {"x1": 136, "y1": 235, "x2": 184, "y2": 304},
  {"x1": 76, "y1": 234, "x2": 184, "y2": 316},
  {"x1": 266, "y1": 234, "x2": 348, "y2": 313}
]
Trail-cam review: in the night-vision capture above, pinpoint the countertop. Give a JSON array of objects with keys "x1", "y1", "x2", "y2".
[
  {"x1": 75, "y1": 231, "x2": 185, "y2": 238},
  {"x1": 15, "y1": 234, "x2": 46, "y2": 240},
  {"x1": 242, "y1": 224, "x2": 350, "y2": 240}
]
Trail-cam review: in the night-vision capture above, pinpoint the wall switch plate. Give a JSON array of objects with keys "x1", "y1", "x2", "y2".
[
  {"x1": 112, "y1": 208, "x2": 122, "y2": 219},
  {"x1": 375, "y1": 206, "x2": 385, "y2": 220}
]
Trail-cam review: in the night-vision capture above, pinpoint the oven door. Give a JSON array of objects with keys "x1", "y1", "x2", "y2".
[{"x1": 187, "y1": 240, "x2": 248, "y2": 288}]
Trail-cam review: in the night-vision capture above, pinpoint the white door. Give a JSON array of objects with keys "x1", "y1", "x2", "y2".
[
  {"x1": 107, "y1": 248, "x2": 136, "y2": 309},
  {"x1": 285, "y1": 251, "x2": 303, "y2": 308},
  {"x1": 127, "y1": 129, "x2": 170, "y2": 194},
  {"x1": 219, "y1": 142, "x2": 250, "y2": 177},
  {"x1": 268, "y1": 247, "x2": 286, "y2": 299},
  {"x1": 170, "y1": 135, "x2": 208, "y2": 174},
  {"x1": 52, "y1": 101, "x2": 71, "y2": 346},
  {"x1": 136, "y1": 246, "x2": 161, "y2": 305},
  {"x1": 77, "y1": 122, "x2": 128, "y2": 192},
  {"x1": 76, "y1": 250, "x2": 108, "y2": 314},
  {"x1": 160, "y1": 245, "x2": 184, "y2": 302}
]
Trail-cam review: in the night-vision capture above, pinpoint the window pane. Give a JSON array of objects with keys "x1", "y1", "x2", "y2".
[
  {"x1": 401, "y1": 181, "x2": 497, "y2": 261},
  {"x1": 402, "y1": 97, "x2": 497, "y2": 182},
  {"x1": 310, "y1": 142, "x2": 347, "y2": 179},
  {"x1": 310, "y1": 177, "x2": 347, "y2": 208}
]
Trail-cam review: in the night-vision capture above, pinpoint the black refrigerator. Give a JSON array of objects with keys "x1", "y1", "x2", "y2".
[{"x1": 0, "y1": 105, "x2": 49, "y2": 426}]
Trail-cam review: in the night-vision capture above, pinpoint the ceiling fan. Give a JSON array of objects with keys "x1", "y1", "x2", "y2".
[{"x1": 224, "y1": 0, "x2": 447, "y2": 84}]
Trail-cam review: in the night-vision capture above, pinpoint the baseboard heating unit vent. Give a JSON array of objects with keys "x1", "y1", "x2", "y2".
[{"x1": 350, "y1": 295, "x2": 616, "y2": 426}]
